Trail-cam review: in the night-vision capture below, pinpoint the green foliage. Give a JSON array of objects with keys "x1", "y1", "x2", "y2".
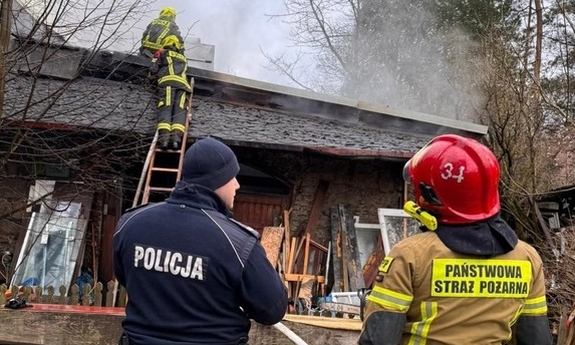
[{"x1": 435, "y1": 0, "x2": 517, "y2": 39}]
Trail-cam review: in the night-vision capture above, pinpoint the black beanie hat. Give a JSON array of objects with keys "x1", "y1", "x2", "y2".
[{"x1": 182, "y1": 137, "x2": 240, "y2": 190}]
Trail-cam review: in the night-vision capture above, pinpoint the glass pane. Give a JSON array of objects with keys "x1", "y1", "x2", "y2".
[
  {"x1": 12, "y1": 201, "x2": 85, "y2": 295},
  {"x1": 378, "y1": 208, "x2": 421, "y2": 255}
]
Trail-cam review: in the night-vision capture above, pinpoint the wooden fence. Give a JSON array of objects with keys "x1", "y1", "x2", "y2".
[{"x1": 0, "y1": 281, "x2": 127, "y2": 307}]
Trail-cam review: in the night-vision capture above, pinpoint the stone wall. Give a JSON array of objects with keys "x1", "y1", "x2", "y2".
[{"x1": 235, "y1": 147, "x2": 405, "y2": 246}]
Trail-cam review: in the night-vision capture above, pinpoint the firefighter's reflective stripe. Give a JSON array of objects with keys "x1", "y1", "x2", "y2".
[
  {"x1": 160, "y1": 86, "x2": 173, "y2": 106},
  {"x1": 407, "y1": 302, "x2": 439, "y2": 345},
  {"x1": 367, "y1": 286, "x2": 413, "y2": 312},
  {"x1": 521, "y1": 295, "x2": 548, "y2": 315},
  {"x1": 171, "y1": 123, "x2": 185, "y2": 132},
  {"x1": 431, "y1": 258, "x2": 531, "y2": 298},
  {"x1": 178, "y1": 92, "x2": 187, "y2": 108},
  {"x1": 157, "y1": 122, "x2": 171, "y2": 130},
  {"x1": 157, "y1": 51, "x2": 191, "y2": 89},
  {"x1": 142, "y1": 19, "x2": 172, "y2": 51},
  {"x1": 159, "y1": 75, "x2": 190, "y2": 87}
]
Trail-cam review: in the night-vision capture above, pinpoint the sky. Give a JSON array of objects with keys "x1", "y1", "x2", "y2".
[{"x1": 137, "y1": 1, "x2": 296, "y2": 86}]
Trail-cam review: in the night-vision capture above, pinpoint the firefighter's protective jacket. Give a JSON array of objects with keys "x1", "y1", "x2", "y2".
[
  {"x1": 140, "y1": 16, "x2": 184, "y2": 55},
  {"x1": 151, "y1": 47, "x2": 191, "y2": 92},
  {"x1": 113, "y1": 181, "x2": 288, "y2": 345},
  {"x1": 363, "y1": 226, "x2": 549, "y2": 345}
]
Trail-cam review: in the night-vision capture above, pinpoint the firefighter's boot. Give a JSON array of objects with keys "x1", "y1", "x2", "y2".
[
  {"x1": 171, "y1": 131, "x2": 183, "y2": 150},
  {"x1": 158, "y1": 129, "x2": 170, "y2": 149}
]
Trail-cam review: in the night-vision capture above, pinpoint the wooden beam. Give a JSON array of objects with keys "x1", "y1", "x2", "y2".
[
  {"x1": 302, "y1": 233, "x2": 311, "y2": 276},
  {"x1": 339, "y1": 205, "x2": 365, "y2": 291},
  {"x1": 299, "y1": 180, "x2": 329, "y2": 237},
  {"x1": 286, "y1": 237, "x2": 297, "y2": 274},
  {"x1": 284, "y1": 274, "x2": 325, "y2": 284},
  {"x1": 282, "y1": 209, "x2": 291, "y2": 271},
  {"x1": 330, "y1": 207, "x2": 343, "y2": 292}
]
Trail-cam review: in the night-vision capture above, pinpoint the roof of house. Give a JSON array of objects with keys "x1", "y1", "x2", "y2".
[{"x1": 4, "y1": 45, "x2": 489, "y2": 160}]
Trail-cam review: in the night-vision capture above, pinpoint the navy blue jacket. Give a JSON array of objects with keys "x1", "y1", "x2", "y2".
[{"x1": 113, "y1": 181, "x2": 287, "y2": 345}]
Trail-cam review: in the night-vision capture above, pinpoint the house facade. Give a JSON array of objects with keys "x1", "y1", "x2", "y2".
[{"x1": 0, "y1": 36, "x2": 487, "y2": 296}]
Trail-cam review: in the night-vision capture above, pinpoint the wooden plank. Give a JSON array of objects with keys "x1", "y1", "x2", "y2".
[
  {"x1": 302, "y1": 233, "x2": 311, "y2": 275},
  {"x1": 362, "y1": 233, "x2": 385, "y2": 288},
  {"x1": 310, "y1": 239, "x2": 327, "y2": 252},
  {"x1": 0, "y1": 304, "x2": 360, "y2": 345},
  {"x1": 300, "y1": 180, "x2": 329, "y2": 237},
  {"x1": 260, "y1": 226, "x2": 285, "y2": 268},
  {"x1": 338, "y1": 205, "x2": 350, "y2": 291},
  {"x1": 340, "y1": 205, "x2": 365, "y2": 291},
  {"x1": 330, "y1": 207, "x2": 343, "y2": 292},
  {"x1": 282, "y1": 210, "x2": 291, "y2": 272},
  {"x1": 292, "y1": 234, "x2": 306, "y2": 273},
  {"x1": 284, "y1": 274, "x2": 325, "y2": 283},
  {"x1": 286, "y1": 237, "x2": 297, "y2": 274},
  {"x1": 282, "y1": 314, "x2": 362, "y2": 331}
]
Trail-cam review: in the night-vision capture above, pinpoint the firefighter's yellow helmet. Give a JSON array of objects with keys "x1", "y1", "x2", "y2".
[
  {"x1": 162, "y1": 35, "x2": 182, "y2": 50},
  {"x1": 159, "y1": 6, "x2": 176, "y2": 20}
]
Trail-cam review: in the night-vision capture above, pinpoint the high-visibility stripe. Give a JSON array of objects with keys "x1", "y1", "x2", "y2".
[
  {"x1": 159, "y1": 75, "x2": 190, "y2": 88},
  {"x1": 143, "y1": 41, "x2": 163, "y2": 50},
  {"x1": 167, "y1": 55, "x2": 176, "y2": 77},
  {"x1": 157, "y1": 122, "x2": 171, "y2": 130},
  {"x1": 521, "y1": 295, "x2": 547, "y2": 315},
  {"x1": 157, "y1": 26, "x2": 170, "y2": 45},
  {"x1": 164, "y1": 86, "x2": 172, "y2": 105},
  {"x1": 367, "y1": 286, "x2": 413, "y2": 311},
  {"x1": 407, "y1": 302, "x2": 438, "y2": 345},
  {"x1": 147, "y1": 19, "x2": 172, "y2": 47},
  {"x1": 171, "y1": 123, "x2": 185, "y2": 132},
  {"x1": 178, "y1": 93, "x2": 187, "y2": 107}
]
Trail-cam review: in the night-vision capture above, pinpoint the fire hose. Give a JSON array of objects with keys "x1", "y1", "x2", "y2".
[{"x1": 273, "y1": 322, "x2": 309, "y2": 345}]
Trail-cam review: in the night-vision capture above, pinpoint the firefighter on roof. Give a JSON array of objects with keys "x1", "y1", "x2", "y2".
[
  {"x1": 359, "y1": 134, "x2": 552, "y2": 345},
  {"x1": 150, "y1": 34, "x2": 191, "y2": 150},
  {"x1": 140, "y1": 6, "x2": 184, "y2": 58}
]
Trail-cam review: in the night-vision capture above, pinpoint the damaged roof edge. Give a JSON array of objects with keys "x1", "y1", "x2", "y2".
[
  {"x1": 188, "y1": 66, "x2": 488, "y2": 136},
  {"x1": 198, "y1": 138, "x2": 415, "y2": 160}
]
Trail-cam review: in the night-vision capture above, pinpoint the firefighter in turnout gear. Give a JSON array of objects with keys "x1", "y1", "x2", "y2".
[
  {"x1": 359, "y1": 134, "x2": 552, "y2": 345},
  {"x1": 114, "y1": 137, "x2": 288, "y2": 345},
  {"x1": 150, "y1": 34, "x2": 191, "y2": 150},
  {"x1": 140, "y1": 6, "x2": 184, "y2": 58}
]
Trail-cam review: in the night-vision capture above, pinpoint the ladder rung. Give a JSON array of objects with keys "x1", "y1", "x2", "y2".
[
  {"x1": 151, "y1": 167, "x2": 180, "y2": 173},
  {"x1": 155, "y1": 147, "x2": 183, "y2": 153},
  {"x1": 149, "y1": 187, "x2": 174, "y2": 192}
]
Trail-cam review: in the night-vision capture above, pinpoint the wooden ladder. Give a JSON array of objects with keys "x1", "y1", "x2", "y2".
[
  {"x1": 132, "y1": 78, "x2": 195, "y2": 207},
  {"x1": 112, "y1": 78, "x2": 195, "y2": 307}
]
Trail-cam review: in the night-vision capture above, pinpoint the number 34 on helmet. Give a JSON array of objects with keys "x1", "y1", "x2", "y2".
[{"x1": 403, "y1": 134, "x2": 500, "y2": 225}]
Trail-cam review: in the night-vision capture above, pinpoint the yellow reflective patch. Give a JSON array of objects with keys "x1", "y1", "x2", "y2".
[
  {"x1": 430, "y1": 259, "x2": 531, "y2": 298},
  {"x1": 378, "y1": 257, "x2": 394, "y2": 273}
]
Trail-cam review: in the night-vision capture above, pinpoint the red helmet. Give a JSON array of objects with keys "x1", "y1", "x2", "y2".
[{"x1": 403, "y1": 134, "x2": 500, "y2": 225}]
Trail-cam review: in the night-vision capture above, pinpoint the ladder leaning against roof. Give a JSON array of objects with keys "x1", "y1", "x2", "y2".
[
  {"x1": 132, "y1": 77, "x2": 195, "y2": 206},
  {"x1": 111, "y1": 78, "x2": 195, "y2": 307}
]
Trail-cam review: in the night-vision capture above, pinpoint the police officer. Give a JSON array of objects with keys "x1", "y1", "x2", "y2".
[
  {"x1": 359, "y1": 134, "x2": 552, "y2": 345},
  {"x1": 150, "y1": 34, "x2": 191, "y2": 150},
  {"x1": 114, "y1": 137, "x2": 288, "y2": 345},
  {"x1": 140, "y1": 6, "x2": 184, "y2": 58}
]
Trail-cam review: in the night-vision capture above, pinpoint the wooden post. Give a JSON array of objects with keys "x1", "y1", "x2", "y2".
[{"x1": 330, "y1": 207, "x2": 343, "y2": 292}]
